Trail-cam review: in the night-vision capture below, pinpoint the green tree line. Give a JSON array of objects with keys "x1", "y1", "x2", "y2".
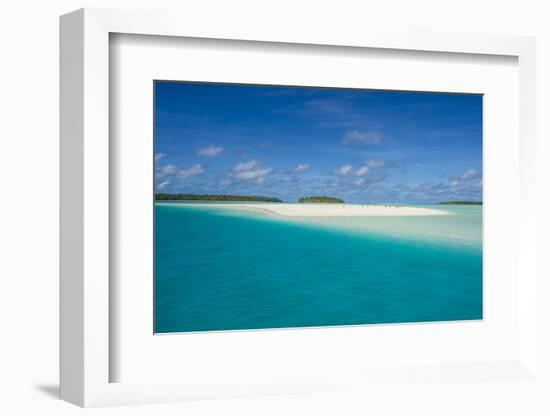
[
  {"x1": 155, "y1": 193, "x2": 283, "y2": 202},
  {"x1": 298, "y1": 196, "x2": 345, "y2": 203},
  {"x1": 438, "y1": 200, "x2": 482, "y2": 205}
]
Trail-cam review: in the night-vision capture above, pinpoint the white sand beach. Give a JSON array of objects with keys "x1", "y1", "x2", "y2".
[{"x1": 189, "y1": 203, "x2": 448, "y2": 217}]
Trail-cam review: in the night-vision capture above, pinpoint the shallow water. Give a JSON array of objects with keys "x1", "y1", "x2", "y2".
[{"x1": 155, "y1": 203, "x2": 482, "y2": 333}]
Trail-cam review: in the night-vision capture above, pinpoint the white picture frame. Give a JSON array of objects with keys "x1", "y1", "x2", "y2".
[{"x1": 60, "y1": 7, "x2": 538, "y2": 407}]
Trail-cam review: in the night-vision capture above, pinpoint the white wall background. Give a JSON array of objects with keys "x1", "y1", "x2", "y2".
[{"x1": 0, "y1": 0, "x2": 548, "y2": 415}]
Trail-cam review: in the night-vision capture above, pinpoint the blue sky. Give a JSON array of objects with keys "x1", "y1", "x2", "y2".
[{"x1": 155, "y1": 82, "x2": 482, "y2": 203}]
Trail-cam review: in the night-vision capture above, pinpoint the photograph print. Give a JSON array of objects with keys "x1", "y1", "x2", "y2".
[{"x1": 154, "y1": 81, "x2": 483, "y2": 333}]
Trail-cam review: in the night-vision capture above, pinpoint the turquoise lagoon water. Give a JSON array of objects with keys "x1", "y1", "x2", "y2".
[{"x1": 155, "y1": 203, "x2": 482, "y2": 333}]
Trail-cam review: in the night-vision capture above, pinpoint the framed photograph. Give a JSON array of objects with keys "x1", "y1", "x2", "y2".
[
  {"x1": 153, "y1": 81, "x2": 483, "y2": 334},
  {"x1": 60, "y1": 8, "x2": 538, "y2": 407}
]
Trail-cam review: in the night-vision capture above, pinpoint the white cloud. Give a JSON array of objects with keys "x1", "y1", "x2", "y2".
[
  {"x1": 365, "y1": 158, "x2": 386, "y2": 168},
  {"x1": 461, "y1": 168, "x2": 481, "y2": 181},
  {"x1": 336, "y1": 164, "x2": 369, "y2": 177},
  {"x1": 294, "y1": 163, "x2": 310, "y2": 173},
  {"x1": 176, "y1": 164, "x2": 204, "y2": 179},
  {"x1": 356, "y1": 178, "x2": 365, "y2": 186},
  {"x1": 161, "y1": 164, "x2": 178, "y2": 175},
  {"x1": 235, "y1": 167, "x2": 273, "y2": 180},
  {"x1": 355, "y1": 166, "x2": 369, "y2": 176},
  {"x1": 343, "y1": 130, "x2": 382, "y2": 145},
  {"x1": 155, "y1": 152, "x2": 166, "y2": 161},
  {"x1": 197, "y1": 145, "x2": 223, "y2": 157},
  {"x1": 337, "y1": 164, "x2": 353, "y2": 176},
  {"x1": 233, "y1": 160, "x2": 259, "y2": 172},
  {"x1": 158, "y1": 181, "x2": 170, "y2": 190},
  {"x1": 161, "y1": 163, "x2": 204, "y2": 179},
  {"x1": 229, "y1": 160, "x2": 273, "y2": 182},
  {"x1": 448, "y1": 169, "x2": 482, "y2": 188}
]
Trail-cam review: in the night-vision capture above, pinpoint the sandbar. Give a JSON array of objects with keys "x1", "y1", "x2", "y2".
[{"x1": 180, "y1": 203, "x2": 448, "y2": 217}]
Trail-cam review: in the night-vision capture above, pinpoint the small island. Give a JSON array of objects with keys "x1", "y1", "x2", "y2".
[
  {"x1": 299, "y1": 196, "x2": 345, "y2": 204},
  {"x1": 155, "y1": 193, "x2": 282, "y2": 202},
  {"x1": 438, "y1": 200, "x2": 482, "y2": 205}
]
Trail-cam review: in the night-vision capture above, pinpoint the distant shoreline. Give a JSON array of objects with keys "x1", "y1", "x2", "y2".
[
  {"x1": 155, "y1": 193, "x2": 282, "y2": 203},
  {"x1": 438, "y1": 201, "x2": 482, "y2": 205},
  {"x1": 299, "y1": 196, "x2": 345, "y2": 204}
]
